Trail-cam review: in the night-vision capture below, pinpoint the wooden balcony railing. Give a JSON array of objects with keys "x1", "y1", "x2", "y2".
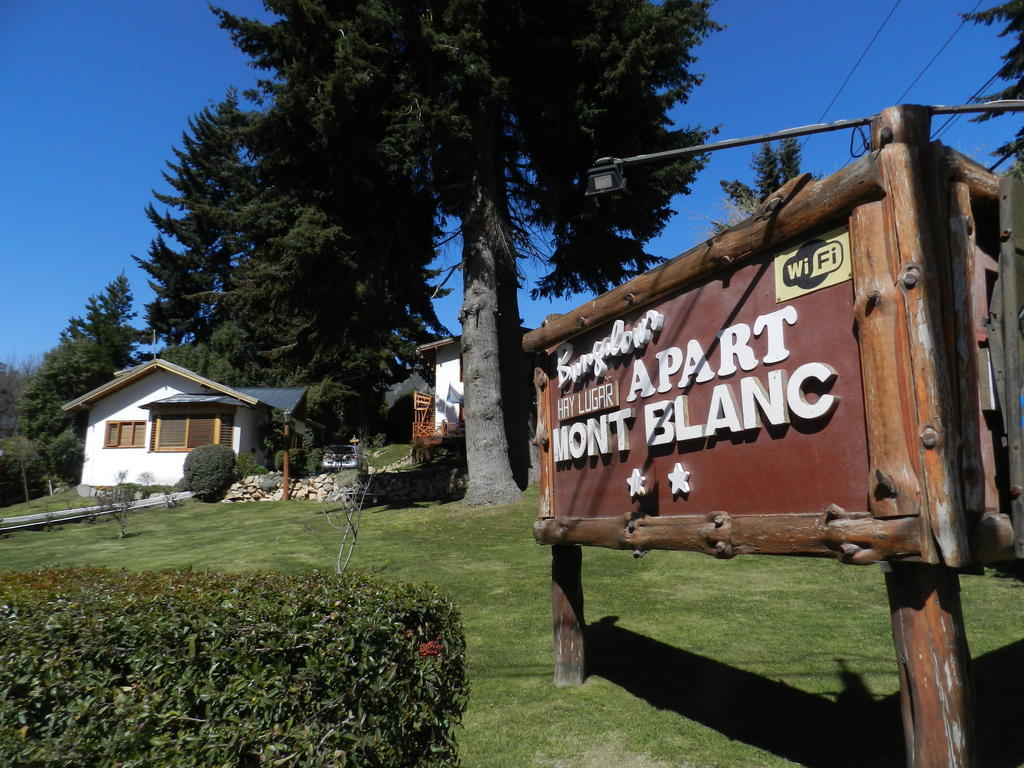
[{"x1": 412, "y1": 391, "x2": 464, "y2": 443}]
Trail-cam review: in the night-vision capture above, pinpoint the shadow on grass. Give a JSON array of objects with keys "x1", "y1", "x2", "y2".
[
  {"x1": 587, "y1": 616, "x2": 1024, "y2": 768},
  {"x1": 974, "y1": 639, "x2": 1024, "y2": 767},
  {"x1": 376, "y1": 501, "x2": 430, "y2": 511}
]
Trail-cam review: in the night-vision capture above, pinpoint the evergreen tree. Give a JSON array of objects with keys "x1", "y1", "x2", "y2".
[
  {"x1": 777, "y1": 137, "x2": 803, "y2": 182},
  {"x1": 965, "y1": 1, "x2": 1024, "y2": 173},
  {"x1": 209, "y1": 0, "x2": 718, "y2": 504},
  {"x1": 128, "y1": 1, "x2": 719, "y2": 501},
  {"x1": 61, "y1": 273, "x2": 145, "y2": 370},
  {"x1": 158, "y1": 323, "x2": 257, "y2": 387},
  {"x1": 19, "y1": 340, "x2": 111, "y2": 445},
  {"x1": 136, "y1": 93, "x2": 256, "y2": 346},
  {"x1": 143, "y1": 15, "x2": 444, "y2": 433},
  {"x1": 17, "y1": 339, "x2": 108, "y2": 487},
  {"x1": 420, "y1": 0, "x2": 717, "y2": 503},
  {"x1": 720, "y1": 137, "x2": 804, "y2": 219},
  {"x1": 232, "y1": 24, "x2": 445, "y2": 429}
]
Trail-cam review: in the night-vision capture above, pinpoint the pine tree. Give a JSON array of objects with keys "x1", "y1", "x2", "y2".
[
  {"x1": 718, "y1": 138, "x2": 805, "y2": 227},
  {"x1": 145, "y1": 9, "x2": 448, "y2": 432},
  {"x1": 210, "y1": 0, "x2": 718, "y2": 504},
  {"x1": 777, "y1": 136, "x2": 803, "y2": 181},
  {"x1": 136, "y1": 93, "x2": 255, "y2": 346},
  {"x1": 60, "y1": 273, "x2": 144, "y2": 371},
  {"x1": 966, "y1": 1, "x2": 1024, "y2": 172},
  {"x1": 752, "y1": 142, "x2": 783, "y2": 199}
]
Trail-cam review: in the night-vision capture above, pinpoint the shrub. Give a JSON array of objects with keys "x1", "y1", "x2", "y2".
[
  {"x1": 307, "y1": 445, "x2": 326, "y2": 473},
  {"x1": 234, "y1": 452, "x2": 265, "y2": 479},
  {"x1": 274, "y1": 448, "x2": 307, "y2": 475},
  {"x1": 96, "y1": 483, "x2": 134, "y2": 539},
  {"x1": 182, "y1": 444, "x2": 236, "y2": 501},
  {"x1": 0, "y1": 568, "x2": 467, "y2": 768}
]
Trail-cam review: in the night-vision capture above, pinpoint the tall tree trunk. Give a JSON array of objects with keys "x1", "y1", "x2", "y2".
[
  {"x1": 496, "y1": 242, "x2": 533, "y2": 488},
  {"x1": 459, "y1": 172, "x2": 523, "y2": 506}
]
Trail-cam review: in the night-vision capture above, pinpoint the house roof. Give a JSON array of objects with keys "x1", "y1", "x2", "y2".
[
  {"x1": 417, "y1": 336, "x2": 458, "y2": 354},
  {"x1": 235, "y1": 387, "x2": 307, "y2": 414},
  {"x1": 141, "y1": 394, "x2": 249, "y2": 408},
  {"x1": 61, "y1": 359, "x2": 306, "y2": 417},
  {"x1": 416, "y1": 328, "x2": 532, "y2": 356}
]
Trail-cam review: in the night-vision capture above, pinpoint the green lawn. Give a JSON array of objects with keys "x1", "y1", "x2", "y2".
[
  {"x1": 2, "y1": 489, "x2": 1023, "y2": 767},
  {"x1": 0, "y1": 488, "x2": 94, "y2": 516},
  {"x1": 366, "y1": 442, "x2": 414, "y2": 469}
]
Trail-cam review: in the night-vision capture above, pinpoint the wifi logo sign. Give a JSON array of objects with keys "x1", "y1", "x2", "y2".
[{"x1": 782, "y1": 239, "x2": 845, "y2": 290}]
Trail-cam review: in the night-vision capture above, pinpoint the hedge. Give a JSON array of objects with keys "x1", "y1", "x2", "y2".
[{"x1": 0, "y1": 568, "x2": 467, "y2": 767}]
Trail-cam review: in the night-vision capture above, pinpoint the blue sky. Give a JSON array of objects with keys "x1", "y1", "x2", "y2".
[{"x1": 1, "y1": 0, "x2": 1018, "y2": 364}]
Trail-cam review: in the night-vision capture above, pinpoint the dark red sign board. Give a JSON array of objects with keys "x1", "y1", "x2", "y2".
[{"x1": 546, "y1": 243, "x2": 869, "y2": 520}]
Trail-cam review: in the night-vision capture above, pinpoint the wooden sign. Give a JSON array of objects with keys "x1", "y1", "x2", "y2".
[
  {"x1": 525, "y1": 106, "x2": 1018, "y2": 569},
  {"x1": 525, "y1": 106, "x2": 1024, "y2": 767}
]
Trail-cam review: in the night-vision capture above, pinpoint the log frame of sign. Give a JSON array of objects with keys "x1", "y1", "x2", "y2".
[
  {"x1": 531, "y1": 106, "x2": 996, "y2": 768},
  {"x1": 529, "y1": 110, "x2": 999, "y2": 566},
  {"x1": 533, "y1": 506, "x2": 921, "y2": 563},
  {"x1": 869, "y1": 106, "x2": 973, "y2": 569}
]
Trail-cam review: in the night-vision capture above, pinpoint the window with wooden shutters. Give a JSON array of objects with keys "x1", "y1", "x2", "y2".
[
  {"x1": 218, "y1": 413, "x2": 234, "y2": 448},
  {"x1": 155, "y1": 415, "x2": 187, "y2": 450},
  {"x1": 186, "y1": 416, "x2": 215, "y2": 448},
  {"x1": 153, "y1": 412, "x2": 231, "y2": 452},
  {"x1": 104, "y1": 421, "x2": 147, "y2": 448}
]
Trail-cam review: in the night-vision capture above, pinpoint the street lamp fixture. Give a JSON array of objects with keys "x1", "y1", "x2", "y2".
[
  {"x1": 585, "y1": 159, "x2": 626, "y2": 196},
  {"x1": 585, "y1": 101, "x2": 1024, "y2": 198}
]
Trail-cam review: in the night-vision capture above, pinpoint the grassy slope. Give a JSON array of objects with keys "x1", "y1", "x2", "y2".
[
  {"x1": 365, "y1": 443, "x2": 414, "y2": 470},
  {"x1": 0, "y1": 488, "x2": 97, "y2": 516},
  {"x1": 2, "y1": 490, "x2": 1023, "y2": 767}
]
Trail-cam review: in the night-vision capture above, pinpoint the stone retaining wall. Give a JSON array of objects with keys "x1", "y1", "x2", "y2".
[{"x1": 223, "y1": 466, "x2": 466, "y2": 504}]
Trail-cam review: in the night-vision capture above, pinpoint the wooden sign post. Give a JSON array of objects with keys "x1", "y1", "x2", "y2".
[{"x1": 524, "y1": 105, "x2": 1022, "y2": 768}]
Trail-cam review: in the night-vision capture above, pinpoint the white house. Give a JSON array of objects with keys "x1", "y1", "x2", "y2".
[
  {"x1": 63, "y1": 359, "x2": 312, "y2": 491},
  {"x1": 412, "y1": 331, "x2": 534, "y2": 445},
  {"x1": 415, "y1": 337, "x2": 464, "y2": 437}
]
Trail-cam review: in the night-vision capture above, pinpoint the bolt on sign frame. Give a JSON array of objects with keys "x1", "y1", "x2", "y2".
[{"x1": 523, "y1": 105, "x2": 1024, "y2": 768}]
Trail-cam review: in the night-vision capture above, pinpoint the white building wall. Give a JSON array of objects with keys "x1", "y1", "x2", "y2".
[
  {"x1": 233, "y1": 406, "x2": 266, "y2": 462},
  {"x1": 433, "y1": 343, "x2": 463, "y2": 430},
  {"x1": 79, "y1": 370, "x2": 255, "y2": 488}
]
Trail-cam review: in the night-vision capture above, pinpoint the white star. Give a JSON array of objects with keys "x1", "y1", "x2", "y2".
[
  {"x1": 626, "y1": 468, "x2": 647, "y2": 498},
  {"x1": 668, "y1": 463, "x2": 691, "y2": 496}
]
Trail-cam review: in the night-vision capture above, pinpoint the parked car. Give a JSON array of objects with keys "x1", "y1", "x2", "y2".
[{"x1": 321, "y1": 444, "x2": 367, "y2": 472}]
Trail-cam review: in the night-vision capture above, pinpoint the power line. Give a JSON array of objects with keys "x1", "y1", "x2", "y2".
[
  {"x1": 931, "y1": 69, "x2": 1001, "y2": 141},
  {"x1": 799, "y1": 0, "x2": 902, "y2": 152},
  {"x1": 894, "y1": 0, "x2": 984, "y2": 104},
  {"x1": 813, "y1": 0, "x2": 903, "y2": 126}
]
